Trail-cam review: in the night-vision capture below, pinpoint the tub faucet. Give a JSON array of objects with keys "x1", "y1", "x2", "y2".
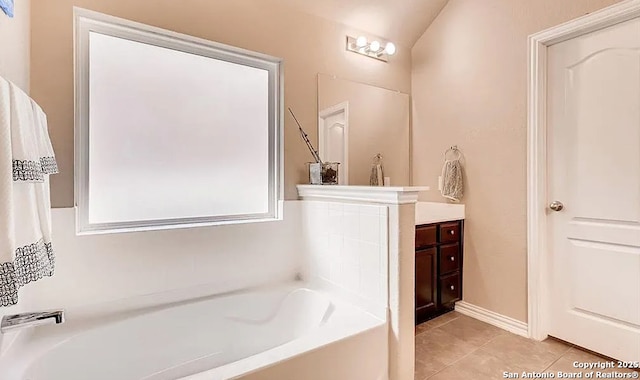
[{"x1": 1, "y1": 310, "x2": 65, "y2": 333}]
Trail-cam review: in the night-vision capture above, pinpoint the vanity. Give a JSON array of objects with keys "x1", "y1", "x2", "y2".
[{"x1": 414, "y1": 202, "x2": 465, "y2": 324}]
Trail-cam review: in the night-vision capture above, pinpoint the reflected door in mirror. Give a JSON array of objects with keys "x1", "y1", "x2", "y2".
[
  {"x1": 319, "y1": 102, "x2": 349, "y2": 185},
  {"x1": 317, "y1": 74, "x2": 410, "y2": 186}
]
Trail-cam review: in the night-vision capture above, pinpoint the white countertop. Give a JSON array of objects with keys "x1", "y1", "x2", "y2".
[{"x1": 415, "y1": 201, "x2": 465, "y2": 225}]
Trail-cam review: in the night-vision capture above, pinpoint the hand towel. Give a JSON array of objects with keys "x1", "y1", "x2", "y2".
[
  {"x1": 441, "y1": 158, "x2": 463, "y2": 202},
  {"x1": 0, "y1": 0, "x2": 14, "y2": 17},
  {"x1": 0, "y1": 77, "x2": 58, "y2": 307},
  {"x1": 369, "y1": 154, "x2": 384, "y2": 186}
]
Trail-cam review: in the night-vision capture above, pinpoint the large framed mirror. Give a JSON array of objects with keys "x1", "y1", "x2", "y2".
[{"x1": 317, "y1": 74, "x2": 411, "y2": 186}]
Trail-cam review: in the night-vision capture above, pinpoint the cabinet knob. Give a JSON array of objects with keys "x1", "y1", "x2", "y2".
[
  {"x1": 450, "y1": 285, "x2": 455, "y2": 291},
  {"x1": 450, "y1": 256, "x2": 455, "y2": 261},
  {"x1": 449, "y1": 230, "x2": 455, "y2": 235}
]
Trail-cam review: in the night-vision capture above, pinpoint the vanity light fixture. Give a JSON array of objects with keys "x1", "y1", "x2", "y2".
[
  {"x1": 385, "y1": 42, "x2": 396, "y2": 55},
  {"x1": 369, "y1": 40, "x2": 381, "y2": 53},
  {"x1": 346, "y1": 35, "x2": 396, "y2": 62},
  {"x1": 356, "y1": 36, "x2": 368, "y2": 48}
]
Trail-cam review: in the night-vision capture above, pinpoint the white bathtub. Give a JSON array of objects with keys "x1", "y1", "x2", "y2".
[{"x1": 0, "y1": 283, "x2": 387, "y2": 380}]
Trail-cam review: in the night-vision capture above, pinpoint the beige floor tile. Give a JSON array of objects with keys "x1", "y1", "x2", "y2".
[
  {"x1": 478, "y1": 334, "x2": 571, "y2": 372},
  {"x1": 427, "y1": 349, "x2": 530, "y2": 380},
  {"x1": 423, "y1": 311, "x2": 461, "y2": 329},
  {"x1": 415, "y1": 328, "x2": 477, "y2": 369},
  {"x1": 546, "y1": 347, "x2": 639, "y2": 376},
  {"x1": 415, "y1": 321, "x2": 432, "y2": 336},
  {"x1": 436, "y1": 314, "x2": 506, "y2": 347},
  {"x1": 415, "y1": 311, "x2": 461, "y2": 337},
  {"x1": 415, "y1": 312, "x2": 466, "y2": 378},
  {"x1": 425, "y1": 366, "x2": 468, "y2": 380},
  {"x1": 415, "y1": 356, "x2": 444, "y2": 380},
  {"x1": 415, "y1": 313, "x2": 639, "y2": 380}
]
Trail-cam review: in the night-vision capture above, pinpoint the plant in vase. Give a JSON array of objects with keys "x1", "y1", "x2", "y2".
[{"x1": 288, "y1": 108, "x2": 340, "y2": 185}]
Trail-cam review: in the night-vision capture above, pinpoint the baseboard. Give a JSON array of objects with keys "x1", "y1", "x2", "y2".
[{"x1": 455, "y1": 301, "x2": 529, "y2": 338}]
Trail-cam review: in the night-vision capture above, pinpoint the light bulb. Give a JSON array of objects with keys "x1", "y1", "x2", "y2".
[
  {"x1": 384, "y1": 42, "x2": 396, "y2": 55},
  {"x1": 356, "y1": 36, "x2": 367, "y2": 48},
  {"x1": 369, "y1": 40, "x2": 381, "y2": 52}
]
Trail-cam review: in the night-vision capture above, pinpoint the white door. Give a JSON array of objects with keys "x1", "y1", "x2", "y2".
[
  {"x1": 319, "y1": 102, "x2": 349, "y2": 185},
  {"x1": 547, "y1": 16, "x2": 640, "y2": 361}
]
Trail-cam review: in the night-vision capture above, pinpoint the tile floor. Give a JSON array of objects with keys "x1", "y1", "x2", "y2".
[{"x1": 415, "y1": 311, "x2": 639, "y2": 380}]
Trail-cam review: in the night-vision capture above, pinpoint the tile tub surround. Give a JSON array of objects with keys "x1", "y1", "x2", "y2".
[
  {"x1": 26, "y1": 204, "x2": 303, "y2": 309},
  {"x1": 1, "y1": 200, "x2": 389, "y2": 379},
  {"x1": 415, "y1": 312, "x2": 639, "y2": 380},
  {"x1": 415, "y1": 201, "x2": 465, "y2": 225},
  {"x1": 0, "y1": 202, "x2": 305, "y2": 354},
  {"x1": 298, "y1": 185, "x2": 428, "y2": 380},
  {"x1": 300, "y1": 201, "x2": 389, "y2": 320}
]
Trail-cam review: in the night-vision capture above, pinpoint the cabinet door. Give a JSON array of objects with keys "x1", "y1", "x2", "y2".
[{"x1": 416, "y1": 247, "x2": 437, "y2": 322}]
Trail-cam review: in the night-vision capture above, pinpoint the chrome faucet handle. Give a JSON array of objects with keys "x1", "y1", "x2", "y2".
[{"x1": 1, "y1": 309, "x2": 65, "y2": 333}]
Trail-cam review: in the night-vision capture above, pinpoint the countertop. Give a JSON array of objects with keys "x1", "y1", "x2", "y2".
[
  {"x1": 415, "y1": 201, "x2": 465, "y2": 225},
  {"x1": 297, "y1": 185, "x2": 430, "y2": 205}
]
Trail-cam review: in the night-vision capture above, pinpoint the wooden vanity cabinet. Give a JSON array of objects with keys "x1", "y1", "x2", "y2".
[
  {"x1": 415, "y1": 220, "x2": 464, "y2": 324},
  {"x1": 415, "y1": 247, "x2": 437, "y2": 317}
]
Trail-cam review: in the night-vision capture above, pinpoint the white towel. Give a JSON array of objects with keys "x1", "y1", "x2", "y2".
[
  {"x1": 441, "y1": 158, "x2": 463, "y2": 202},
  {"x1": 0, "y1": 77, "x2": 58, "y2": 307},
  {"x1": 369, "y1": 154, "x2": 384, "y2": 186}
]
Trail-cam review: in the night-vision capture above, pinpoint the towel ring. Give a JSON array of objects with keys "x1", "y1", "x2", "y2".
[{"x1": 444, "y1": 146, "x2": 462, "y2": 161}]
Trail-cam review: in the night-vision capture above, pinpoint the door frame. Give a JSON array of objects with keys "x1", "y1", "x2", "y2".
[
  {"x1": 318, "y1": 101, "x2": 350, "y2": 184},
  {"x1": 527, "y1": 0, "x2": 640, "y2": 341}
]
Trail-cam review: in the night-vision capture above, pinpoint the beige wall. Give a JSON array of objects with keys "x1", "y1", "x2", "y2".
[
  {"x1": 318, "y1": 74, "x2": 411, "y2": 186},
  {"x1": 30, "y1": 0, "x2": 412, "y2": 207},
  {"x1": 0, "y1": 0, "x2": 30, "y2": 91},
  {"x1": 411, "y1": 0, "x2": 622, "y2": 322}
]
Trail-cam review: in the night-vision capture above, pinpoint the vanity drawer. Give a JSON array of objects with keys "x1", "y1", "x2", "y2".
[
  {"x1": 439, "y1": 244, "x2": 460, "y2": 275},
  {"x1": 439, "y1": 222, "x2": 461, "y2": 244},
  {"x1": 440, "y1": 272, "x2": 461, "y2": 306},
  {"x1": 415, "y1": 225, "x2": 437, "y2": 248}
]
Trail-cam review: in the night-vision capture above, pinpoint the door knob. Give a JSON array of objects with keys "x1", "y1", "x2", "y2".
[{"x1": 549, "y1": 201, "x2": 564, "y2": 211}]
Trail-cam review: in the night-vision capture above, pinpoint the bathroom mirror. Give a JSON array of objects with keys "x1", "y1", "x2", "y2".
[{"x1": 317, "y1": 74, "x2": 411, "y2": 186}]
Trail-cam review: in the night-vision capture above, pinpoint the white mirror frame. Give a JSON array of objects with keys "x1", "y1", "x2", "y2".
[{"x1": 73, "y1": 8, "x2": 284, "y2": 234}]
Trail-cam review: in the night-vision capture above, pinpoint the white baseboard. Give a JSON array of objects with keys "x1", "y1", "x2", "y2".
[{"x1": 455, "y1": 301, "x2": 529, "y2": 338}]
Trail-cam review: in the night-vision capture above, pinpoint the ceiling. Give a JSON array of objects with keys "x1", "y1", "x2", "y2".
[{"x1": 271, "y1": 0, "x2": 449, "y2": 47}]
